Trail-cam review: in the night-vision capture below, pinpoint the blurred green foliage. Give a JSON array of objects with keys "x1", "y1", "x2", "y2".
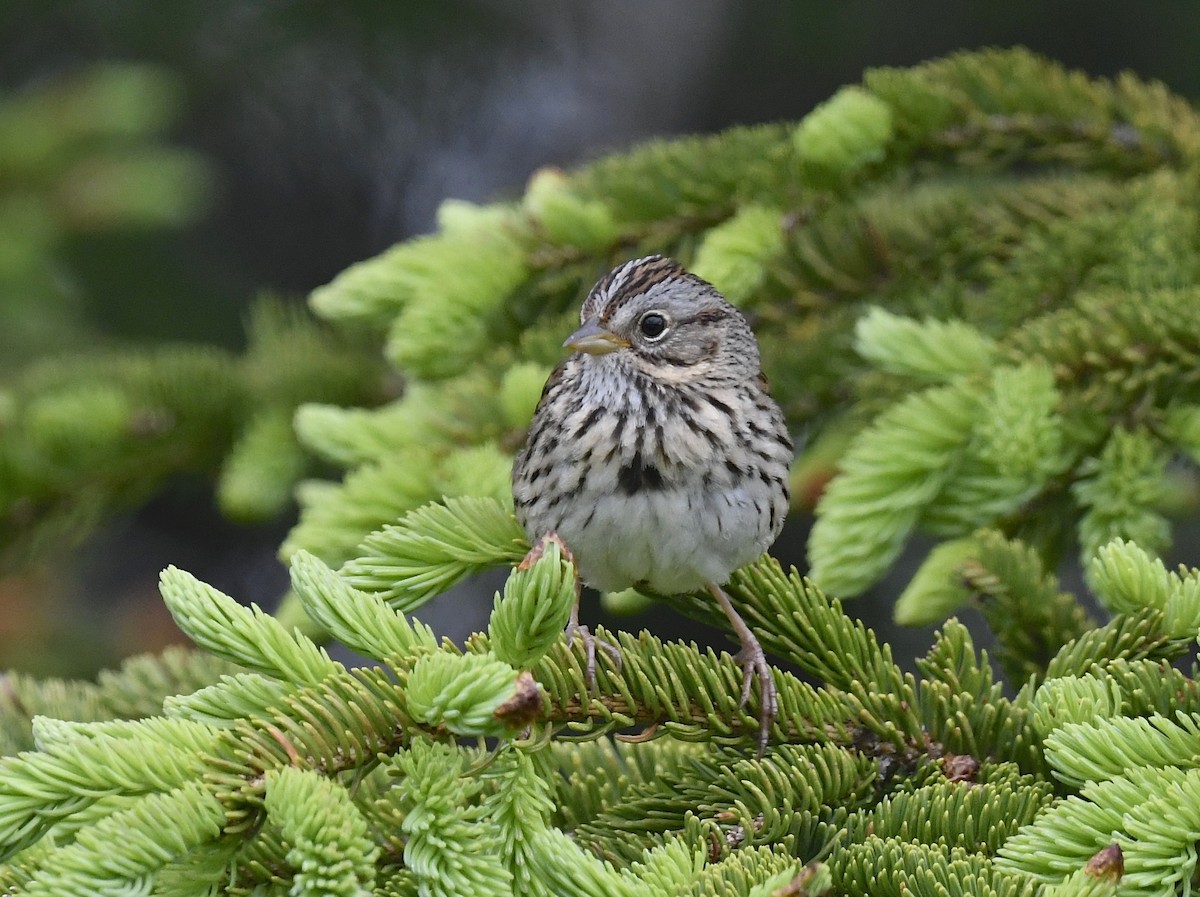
[
  {"x1": 0, "y1": 63, "x2": 388, "y2": 676},
  {"x1": 0, "y1": 63, "x2": 212, "y2": 372}
]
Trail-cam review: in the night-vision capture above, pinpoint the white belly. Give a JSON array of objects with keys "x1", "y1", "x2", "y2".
[{"x1": 555, "y1": 485, "x2": 769, "y2": 595}]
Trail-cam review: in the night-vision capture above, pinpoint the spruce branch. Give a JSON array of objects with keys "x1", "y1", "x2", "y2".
[
  {"x1": 163, "y1": 671, "x2": 298, "y2": 727},
  {"x1": 522, "y1": 168, "x2": 623, "y2": 252},
  {"x1": 846, "y1": 775, "x2": 1053, "y2": 855},
  {"x1": 1073, "y1": 428, "x2": 1171, "y2": 566},
  {"x1": 807, "y1": 381, "x2": 981, "y2": 597},
  {"x1": 159, "y1": 566, "x2": 339, "y2": 684},
  {"x1": 1040, "y1": 608, "x2": 1187, "y2": 683},
  {"x1": 283, "y1": 440, "x2": 516, "y2": 565},
  {"x1": 338, "y1": 496, "x2": 529, "y2": 611},
  {"x1": 29, "y1": 715, "x2": 217, "y2": 755},
  {"x1": 2, "y1": 299, "x2": 383, "y2": 565},
  {"x1": 0, "y1": 646, "x2": 239, "y2": 755},
  {"x1": 0, "y1": 673, "x2": 109, "y2": 757},
  {"x1": 570, "y1": 743, "x2": 873, "y2": 864},
  {"x1": 393, "y1": 738, "x2": 512, "y2": 897},
  {"x1": 95, "y1": 647, "x2": 244, "y2": 721},
  {"x1": 217, "y1": 406, "x2": 307, "y2": 522},
  {"x1": 1004, "y1": 287, "x2": 1200, "y2": 417},
  {"x1": 691, "y1": 849, "x2": 822, "y2": 897},
  {"x1": 263, "y1": 766, "x2": 379, "y2": 897},
  {"x1": 487, "y1": 536, "x2": 576, "y2": 669},
  {"x1": 15, "y1": 784, "x2": 226, "y2": 897},
  {"x1": 792, "y1": 86, "x2": 894, "y2": 186},
  {"x1": 854, "y1": 307, "x2": 999, "y2": 382},
  {"x1": 405, "y1": 652, "x2": 530, "y2": 738},
  {"x1": 1029, "y1": 675, "x2": 1123, "y2": 743},
  {"x1": 894, "y1": 536, "x2": 982, "y2": 626},
  {"x1": 675, "y1": 557, "x2": 924, "y2": 748},
  {"x1": 527, "y1": 625, "x2": 851, "y2": 747},
  {"x1": 384, "y1": 226, "x2": 530, "y2": 381},
  {"x1": 479, "y1": 747, "x2": 557, "y2": 897},
  {"x1": 0, "y1": 722, "x2": 212, "y2": 859},
  {"x1": 1042, "y1": 846, "x2": 1123, "y2": 897},
  {"x1": 1089, "y1": 658, "x2": 1200, "y2": 718},
  {"x1": 995, "y1": 766, "x2": 1200, "y2": 893},
  {"x1": 835, "y1": 836, "x2": 1036, "y2": 897},
  {"x1": 203, "y1": 666, "x2": 412, "y2": 816},
  {"x1": 689, "y1": 204, "x2": 787, "y2": 305},
  {"x1": 567, "y1": 124, "x2": 794, "y2": 224},
  {"x1": 1088, "y1": 537, "x2": 1200, "y2": 638},
  {"x1": 1044, "y1": 712, "x2": 1200, "y2": 788},
  {"x1": 11, "y1": 46, "x2": 1200, "y2": 896},
  {"x1": 289, "y1": 549, "x2": 440, "y2": 661},
  {"x1": 915, "y1": 621, "x2": 1040, "y2": 770},
  {"x1": 295, "y1": 400, "x2": 417, "y2": 468},
  {"x1": 549, "y1": 738, "x2": 710, "y2": 832},
  {"x1": 962, "y1": 531, "x2": 1094, "y2": 681}
]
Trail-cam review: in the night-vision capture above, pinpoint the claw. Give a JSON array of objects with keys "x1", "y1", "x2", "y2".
[
  {"x1": 566, "y1": 614, "x2": 621, "y2": 690},
  {"x1": 736, "y1": 651, "x2": 754, "y2": 707},
  {"x1": 708, "y1": 582, "x2": 777, "y2": 758},
  {"x1": 734, "y1": 643, "x2": 778, "y2": 755}
]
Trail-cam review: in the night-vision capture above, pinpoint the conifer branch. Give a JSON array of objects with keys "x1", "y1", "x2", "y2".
[{"x1": 9, "y1": 46, "x2": 1200, "y2": 896}]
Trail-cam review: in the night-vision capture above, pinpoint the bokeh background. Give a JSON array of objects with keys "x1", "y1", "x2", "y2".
[{"x1": 3, "y1": 1, "x2": 1199, "y2": 676}]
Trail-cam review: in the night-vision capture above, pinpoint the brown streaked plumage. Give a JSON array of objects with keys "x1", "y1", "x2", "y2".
[{"x1": 512, "y1": 255, "x2": 793, "y2": 754}]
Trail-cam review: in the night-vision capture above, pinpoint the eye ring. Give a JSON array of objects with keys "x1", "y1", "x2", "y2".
[{"x1": 638, "y1": 311, "x2": 669, "y2": 341}]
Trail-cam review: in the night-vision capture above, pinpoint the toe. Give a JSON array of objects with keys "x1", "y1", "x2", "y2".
[{"x1": 738, "y1": 664, "x2": 754, "y2": 708}]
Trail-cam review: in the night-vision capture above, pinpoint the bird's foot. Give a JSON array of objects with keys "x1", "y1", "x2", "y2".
[
  {"x1": 566, "y1": 619, "x2": 622, "y2": 689},
  {"x1": 707, "y1": 581, "x2": 777, "y2": 758},
  {"x1": 734, "y1": 641, "x2": 778, "y2": 757}
]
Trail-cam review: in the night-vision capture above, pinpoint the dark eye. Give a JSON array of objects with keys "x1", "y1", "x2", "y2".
[{"x1": 639, "y1": 312, "x2": 668, "y2": 340}]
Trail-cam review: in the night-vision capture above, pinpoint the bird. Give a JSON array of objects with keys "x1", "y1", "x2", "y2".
[{"x1": 512, "y1": 254, "x2": 793, "y2": 753}]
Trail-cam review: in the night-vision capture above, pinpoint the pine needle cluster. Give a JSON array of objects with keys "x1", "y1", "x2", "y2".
[{"x1": 4, "y1": 519, "x2": 1196, "y2": 894}]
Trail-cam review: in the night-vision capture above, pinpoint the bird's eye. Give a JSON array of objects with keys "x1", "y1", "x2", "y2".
[{"x1": 639, "y1": 312, "x2": 668, "y2": 340}]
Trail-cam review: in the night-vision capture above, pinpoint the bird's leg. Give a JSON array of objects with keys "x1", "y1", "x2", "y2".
[
  {"x1": 520, "y1": 533, "x2": 621, "y2": 688},
  {"x1": 564, "y1": 579, "x2": 623, "y2": 687},
  {"x1": 707, "y1": 581, "x2": 776, "y2": 757}
]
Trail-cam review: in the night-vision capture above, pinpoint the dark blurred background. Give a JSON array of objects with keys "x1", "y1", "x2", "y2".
[{"x1": 3, "y1": 1, "x2": 1198, "y2": 675}]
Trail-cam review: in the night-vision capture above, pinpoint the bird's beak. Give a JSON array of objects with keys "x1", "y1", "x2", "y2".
[{"x1": 564, "y1": 317, "x2": 630, "y2": 355}]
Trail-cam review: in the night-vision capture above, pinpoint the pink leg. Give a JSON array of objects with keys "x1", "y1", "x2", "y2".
[{"x1": 707, "y1": 581, "x2": 776, "y2": 757}]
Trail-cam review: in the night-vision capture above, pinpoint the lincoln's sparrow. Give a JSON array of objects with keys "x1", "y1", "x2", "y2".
[{"x1": 512, "y1": 255, "x2": 793, "y2": 752}]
